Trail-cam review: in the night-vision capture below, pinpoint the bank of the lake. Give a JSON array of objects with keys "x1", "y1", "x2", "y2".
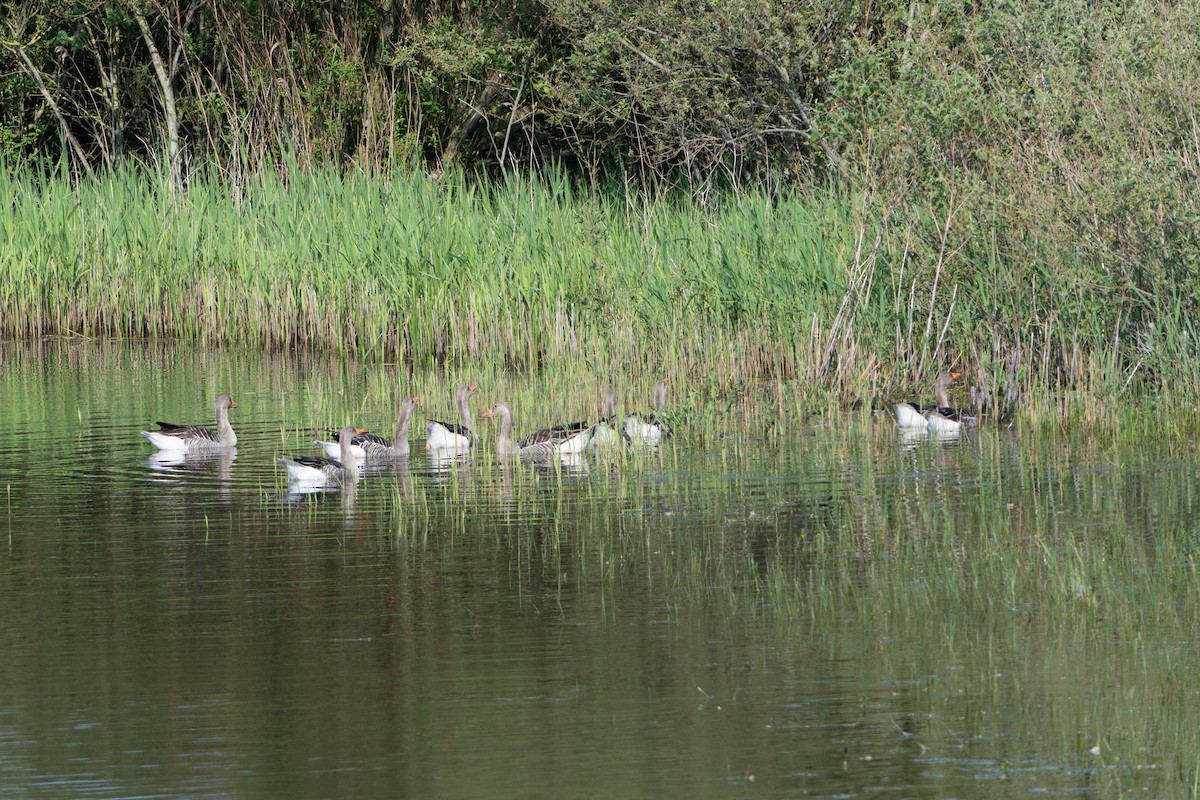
[{"x1": 4, "y1": 167, "x2": 1200, "y2": 425}]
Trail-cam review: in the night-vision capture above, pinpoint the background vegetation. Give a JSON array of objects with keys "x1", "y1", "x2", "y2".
[{"x1": 2, "y1": 0, "x2": 1200, "y2": 410}]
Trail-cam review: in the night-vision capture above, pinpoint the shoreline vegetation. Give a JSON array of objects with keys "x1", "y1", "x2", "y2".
[
  {"x1": 3, "y1": 1, "x2": 1200, "y2": 424},
  {"x1": 2, "y1": 164, "x2": 1199, "y2": 431}
]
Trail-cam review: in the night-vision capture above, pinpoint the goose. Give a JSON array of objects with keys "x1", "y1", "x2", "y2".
[
  {"x1": 279, "y1": 425, "x2": 363, "y2": 486},
  {"x1": 590, "y1": 390, "x2": 621, "y2": 451},
  {"x1": 315, "y1": 396, "x2": 419, "y2": 461},
  {"x1": 894, "y1": 372, "x2": 977, "y2": 433},
  {"x1": 427, "y1": 384, "x2": 478, "y2": 450},
  {"x1": 482, "y1": 402, "x2": 592, "y2": 460},
  {"x1": 624, "y1": 378, "x2": 670, "y2": 444},
  {"x1": 141, "y1": 394, "x2": 238, "y2": 451},
  {"x1": 521, "y1": 393, "x2": 604, "y2": 456},
  {"x1": 924, "y1": 401, "x2": 978, "y2": 434}
]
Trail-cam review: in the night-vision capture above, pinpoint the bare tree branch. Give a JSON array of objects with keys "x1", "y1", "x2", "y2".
[
  {"x1": 2, "y1": 35, "x2": 97, "y2": 180},
  {"x1": 133, "y1": 7, "x2": 181, "y2": 192}
]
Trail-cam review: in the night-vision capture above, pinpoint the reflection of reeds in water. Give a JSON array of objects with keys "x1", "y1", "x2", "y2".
[
  {"x1": 11, "y1": 340, "x2": 1200, "y2": 642},
  {"x1": 8, "y1": 336, "x2": 1200, "y2": 792}
]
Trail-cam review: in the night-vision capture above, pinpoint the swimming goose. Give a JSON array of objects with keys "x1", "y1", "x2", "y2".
[
  {"x1": 280, "y1": 425, "x2": 363, "y2": 486},
  {"x1": 924, "y1": 400, "x2": 978, "y2": 434},
  {"x1": 591, "y1": 390, "x2": 621, "y2": 451},
  {"x1": 483, "y1": 402, "x2": 591, "y2": 460},
  {"x1": 141, "y1": 394, "x2": 238, "y2": 451},
  {"x1": 523, "y1": 392, "x2": 607, "y2": 456},
  {"x1": 624, "y1": 378, "x2": 670, "y2": 444},
  {"x1": 316, "y1": 396, "x2": 419, "y2": 461},
  {"x1": 894, "y1": 372, "x2": 977, "y2": 433},
  {"x1": 427, "y1": 384, "x2": 478, "y2": 450}
]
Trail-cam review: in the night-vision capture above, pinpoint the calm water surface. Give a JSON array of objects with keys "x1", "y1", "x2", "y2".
[{"x1": 1, "y1": 340, "x2": 1198, "y2": 798}]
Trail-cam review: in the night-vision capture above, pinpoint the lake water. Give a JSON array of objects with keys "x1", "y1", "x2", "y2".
[{"x1": 1, "y1": 340, "x2": 1197, "y2": 798}]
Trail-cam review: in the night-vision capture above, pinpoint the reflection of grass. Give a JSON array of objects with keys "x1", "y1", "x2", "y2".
[
  {"x1": 749, "y1": 429, "x2": 1200, "y2": 796},
  {"x1": 372, "y1": 401, "x2": 1200, "y2": 795},
  {"x1": 4, "y1": 339, "x2": 1200, "y2": 792}
]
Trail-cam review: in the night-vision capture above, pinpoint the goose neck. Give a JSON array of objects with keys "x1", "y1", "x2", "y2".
[
  {"x1": 495, "y1": 408, "x2": 516, "y2": 456},
  {"x1": 337, "y1": 428, "x2": 357, "y2": 472},
  {"x1": 216, "y1": 402, "x2": 237, "y2": 446},
  {"x1": 457, "y1": 393, "x2": 474, "y2": 433},
  {"x1": 392, "y1": 402, "x2": 413, "y2": 456},
  {"x1": 934, "y1": 377, "x2": 951, "y2": 408}
]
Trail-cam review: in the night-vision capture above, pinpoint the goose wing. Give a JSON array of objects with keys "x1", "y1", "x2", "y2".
[
  {"x1": 518, "y1": 421, "x2": 587, "y2": 449},
  {"x1": 289, "y1": 454, "x2": 343, "y2": 470},
  {"x1": 932, "y1": 406, "x2": 978, "y2": 424},
  {"x1": 153, "y1": 422, "x2": 221, "y2": 443},
  {"x1": 352, "y1": 431, "x2": 391, "y2": 448},
  {"x1": 428, "y1": 419, "x2": 472, "y2": 437}
]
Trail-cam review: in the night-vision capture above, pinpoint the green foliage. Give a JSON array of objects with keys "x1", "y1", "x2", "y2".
[
  {"x1": 0, "y1": 164, "x2": 867, "y2": 382},
  {"x1": 303, "y1": 45, "x2": 367, "y2": 156},
  {"x1": 0, "y1": 73, "x2": 38, "y2": 161},
  {"x1": 823, "y1": 0, "x2": 1200, "y2": 344},
  {"x1": 4, "y1": 161, "x2": 1199, "y2": 418},
  {"x1": 4, "y1": 0, "x2": 1200, "y2": 412}
]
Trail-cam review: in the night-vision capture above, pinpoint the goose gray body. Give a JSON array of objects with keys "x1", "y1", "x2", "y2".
[
  {"x1": 281, "y1": 425, "x2": 362, "y2": 486},
  {"x1": 484, "y1": 402, "x2": 592, "y2": 460},
  {"x1": 623, "y1": 378, "x2": 670, "y2": 444},
  {"x1": 894, "y1": 372, "x2": 978, "y2": 433},
  {"x1": 427, "y1": 385, "x2": 478, "y2": 450},
  {"x1": 316, "y1": 396, "x2": 419, "y2": 461},
  {"x1": 142, "y1": 395, "x2": 238, "y2": 451}
]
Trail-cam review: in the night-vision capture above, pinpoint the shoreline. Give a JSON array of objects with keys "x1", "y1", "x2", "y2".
[{"x1": 2, "y1": 167, "x2": 1193, "y2": 415}]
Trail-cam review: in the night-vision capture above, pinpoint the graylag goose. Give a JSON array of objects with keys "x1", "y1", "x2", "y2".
[
  {"x1": 316, "y1": 396, "x2": 419, "y2": 461},
  {"x1": 426, "y1": 384, "x2": 478, "y2": 450},
  {"x1": 623, "y1": 378, "x2": 669, "y2": 444},
  {"x1": 523, "y1": 391, "x2": 608, "y2": 456},
  {"x1": 894, "y1": 372, "x2": 978, "y2": 433},
  {"x1": 280, "y1": 425, "x2": 363, "y2": 486},
  {"x1": 141, "y1": 394, "x2": 238, "y2": 451},
  {"x1": 924, "y1": 402, "x2": 978, "y2": 434},
  {"x1": 482, "y1": 402, "x2": 593, "y2": 460}
]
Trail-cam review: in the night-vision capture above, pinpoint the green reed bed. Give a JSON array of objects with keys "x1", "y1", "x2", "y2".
[
  {"x1": 0, "y1": 165, "x2": 856, "y2": 380},
  {"x1": 7, "y1": 164, "x2": 1200, "y2": 428}
]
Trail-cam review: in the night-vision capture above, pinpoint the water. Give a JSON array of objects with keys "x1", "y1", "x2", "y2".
[{"x1": 0, "y1": 340, "x2": 1196, "y2": 798}]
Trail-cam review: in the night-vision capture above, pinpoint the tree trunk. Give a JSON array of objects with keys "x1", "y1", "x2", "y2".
[
  {"x1": 87, "y1": 17, "x2": 125, "y2": 168},
  {"x1": 6, "y1": 43, "x2": 96, "y2": 180},
  {"x1": 134, "y1": 9, "x2": 181, "y2": 192}
]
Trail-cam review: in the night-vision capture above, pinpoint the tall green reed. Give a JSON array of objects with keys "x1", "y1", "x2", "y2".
[{"x1": 4, "y1": 163, "x2": 1200, "y2": 426}]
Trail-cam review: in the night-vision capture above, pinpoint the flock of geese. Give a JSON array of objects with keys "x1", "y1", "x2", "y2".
[
  {"x1": 138, "y1": 371, "x2": 973, "y2": 489},
  {"x1": 140, "y1": 379, "x2": 672, "y2": 489}
]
